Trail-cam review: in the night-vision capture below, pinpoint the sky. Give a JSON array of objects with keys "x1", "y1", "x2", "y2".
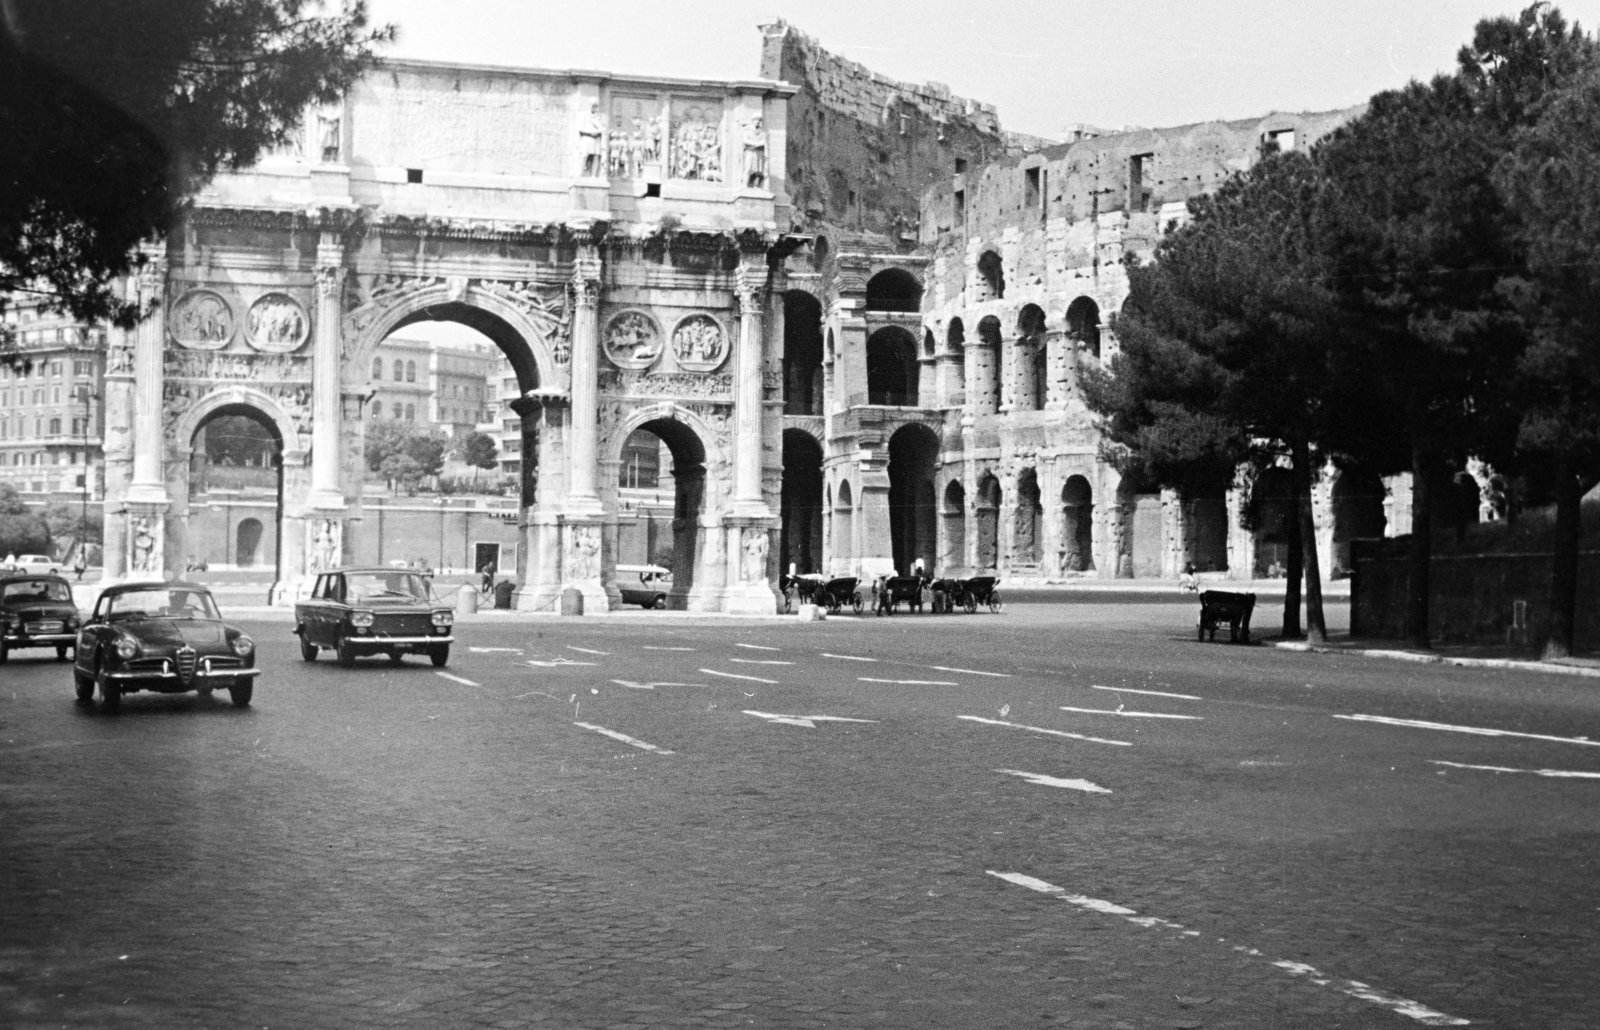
[{"x1": 363, "y1": 0, "x2": 1600, "y2": 138}]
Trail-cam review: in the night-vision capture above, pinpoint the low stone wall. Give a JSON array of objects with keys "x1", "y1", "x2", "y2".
[{"x1": 1350, "y1": 540, "x2": 1600, "y2": 649}]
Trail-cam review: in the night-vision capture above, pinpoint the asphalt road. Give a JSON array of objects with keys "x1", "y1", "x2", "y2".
[{"x1": 2, "y1": 601, "x2": 1595, "y2": 1029}]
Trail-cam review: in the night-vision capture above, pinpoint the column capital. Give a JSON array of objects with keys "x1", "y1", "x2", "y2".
[
  {"x1": 570, "y1": 258, "x2": 602, "y2": 307},
  {"x1": 315, "y1": 263, "x2": 346, "y2": 299},
  {"x1": 733, "y1": 265, "x2": 765, "y2": 315}
]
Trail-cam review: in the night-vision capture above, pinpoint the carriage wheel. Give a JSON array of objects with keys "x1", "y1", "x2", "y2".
[
  {"x1": 987, "y1": 591, "x2": 1003, "y2": 614},
  {"x1": 963, "y1": 594, "x2": 977, "y2": 614},
  {"x1": 851, "y1": 592, "x2": 863, "y2": 615}
]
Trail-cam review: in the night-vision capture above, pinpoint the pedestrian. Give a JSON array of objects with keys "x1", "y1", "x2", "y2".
[
  {"x1": 1179, "y1": 562, "x2": 1198, "y2": 594},
  {"x1": 73, "y1": 551, "x2": 87, "y2": 582},
  {"x1": 480, "y1": 562, "x2": 494, "y2": 595}
]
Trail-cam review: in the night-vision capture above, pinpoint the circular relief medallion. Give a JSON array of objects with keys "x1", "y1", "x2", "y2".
[
  {"x1": 670, "y1": 313, "x2": 728, "y2": 373},
  {"x1": 245, "y1": 293, "x2": 310, "y2": 353},
  {"x1": 168, "y1": 289, "x2": 235, "y2": 349},
  {"x1": 603, "y1": 310, "x2": 662, "y2": 370}
]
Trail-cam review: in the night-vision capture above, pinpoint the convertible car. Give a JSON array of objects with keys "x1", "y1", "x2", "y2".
[
  {"x1": 1, "y1": 573, "x2": 80, "y2": 661},
  {"x1": 74, "y1": 582, "x2": 258, "y2": 711},
  {"x1": 294, "y1": 566, "x2": 454, "y2": 667}
]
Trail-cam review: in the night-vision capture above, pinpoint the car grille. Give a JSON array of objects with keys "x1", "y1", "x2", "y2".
[
  {"x1": 376, "y1": 614, "x2": 431, "y2": 636},
  {"x1": 24, "y1": 621, "x2": 63, "y2": 635},
  {"x1": 175, "y1": 646, "x2": 197, "y2": 684}
]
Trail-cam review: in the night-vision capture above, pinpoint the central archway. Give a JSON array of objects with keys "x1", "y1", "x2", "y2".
[
  {"x1": 188, "y1": 404, "x2": 284, "y2": 577},
  {"x1": 887, "y1": 424, "x2": 939, "y2": 575},
  {"x1": 622, "y1": 416, "x2": 707, "y2": 608}
]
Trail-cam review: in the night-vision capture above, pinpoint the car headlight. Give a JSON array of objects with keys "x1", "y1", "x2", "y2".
[
  {"x1": 350, "y1": 610, "x2": 375, "y2": 628},
  {"x1": 115, "y1": 636, "x2": 139, "y2": 660},
  {"x1": 64, "y1": 615, "x2": 78, "y2": 630},
  {"x1": 230, "y1": 635, "x2": 255, "y2": 657},
  {"x1": 431, "y1": 610, "x2": 453, "y2": 627}
]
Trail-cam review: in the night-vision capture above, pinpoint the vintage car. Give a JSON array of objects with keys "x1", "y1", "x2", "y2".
[
  {"x1": 616, "y1": 564, "x2": 671, "y2": 609},
  {"x1": 74, "y1": 582, "x2": 258, "y2": 711},
  {"x1": 294, "y1": 566, "x2": 454, "y2": 667},
  {"x1": 14, "y1": 554, "x2": 62, "y2": 576},
  {"x1": 0, "y1": 573, "x2": 80, "y2": 661}
]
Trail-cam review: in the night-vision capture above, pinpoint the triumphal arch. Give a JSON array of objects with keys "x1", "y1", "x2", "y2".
[{"x1": 100, "y1": 59, "x2": 798, "y2": 613}]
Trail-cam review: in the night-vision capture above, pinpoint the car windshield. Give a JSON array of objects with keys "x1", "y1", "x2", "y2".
[
  {"x1": 2, "y1": 579, "x2": 72, "y2": 604},
  {"x1": 345, "y1": 572, "x2": 432, "y2": 604},
  {"x1": 104, "y1": 588, "x2": 220, "y2": 621}
]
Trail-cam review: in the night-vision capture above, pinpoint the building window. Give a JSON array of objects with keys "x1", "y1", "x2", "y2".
[
  {"x1": 1130, "y1": 153, "x2": 1154, "y2": 213},
  {"x1": 393, "y1": 359, "x2": 403, "y2": 381},
  {"x1": 48, "y1": 417, "x2": 61, "y2": 435},
  {"x1": 406, "y1": 360, "x2": 416, "y2": 383},
  {"x1": 372, "y1": 357, "x2": 382, "y2": 379},
  {"x1": 404, "y1": 403, "x2": 415, "y2": 421},
  {"x1": 1024, "y1": 166, "x2": 1040, "y2": 209},
  {"x1": 954, "y1": 189, "x2": 965, "y2": 221},
  {"x1": 32, "y1": 389, "x2": 43, "y2": 405}
]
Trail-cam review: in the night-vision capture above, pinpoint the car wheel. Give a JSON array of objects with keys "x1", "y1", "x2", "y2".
[
  {"x1": 229, "y1": 680, "x2": 253, "y2": 707},
  {"x1": 336, "y1": 638, "x2": 356, "y2": 668},
  {"x1": 653, "y1": 594, "x2": 667, "y2": 610},
  {"x1": 0, "y1": 641, "x2": 8, "y2": 664},
  {"x1": 97, "y1": 663, "x2": 120, "y2": 713},
  {"x1": 430, "y1": 645, "x2": 450, "y2": 668},
  {"x1": 56, "y1": 644, "x2": 70, "y2": 662},
  {"x1": 389, "y1": 652, "x2": 405, "y2": 664},
  {"x1": 74, "y1": 667, "x2": 93, "y2": 704},
  {"x1": 298, "y1": 629, "x2": 317, "y2": 662}
]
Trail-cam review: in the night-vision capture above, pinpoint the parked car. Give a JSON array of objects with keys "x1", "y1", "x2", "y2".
[
  {"x1": 74, "y1": 582, "x2": 258, "y2": 711},
  {"x1": 294, "y1": 567, "x2": 454, "y2": 667},
  {"x1": 616, "y1": 564, "x2": 671, "y2": 609},
  {"x1": 14, "y1": 554, "x2": 61, "y2": 576},
  {"x1": 0, "y1": 573, "x2": 80, "y2": 661}
]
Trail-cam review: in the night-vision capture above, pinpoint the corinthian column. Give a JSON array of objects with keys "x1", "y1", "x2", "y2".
[
  {"x1": 567, "y1": 256, "x2": 602, "y2": 511},
  {"x1": 127, "y1": 258, "x2": 168, "y2": 505},
  {"x1": 732, "y1": 265, "x2": 770, "y2": 516},
  {"x1": 308, "y1": 247, "x2": 346, "y2": 509}
]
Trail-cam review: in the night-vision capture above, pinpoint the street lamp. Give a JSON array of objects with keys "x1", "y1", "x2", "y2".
[{"x1": 77, "y1": 384, "x2": 99, "y2": 573}]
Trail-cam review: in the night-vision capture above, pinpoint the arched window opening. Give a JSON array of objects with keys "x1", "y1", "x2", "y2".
[
  {"x1": 780, "y1": 430, "x2": 825, "y2": 576},
  {"x1": 371, "y1": 401, "x2": 382, "y2": 419},
  {"x1": 865, "y1": 268, "x2": 923, "y2": 313},
  {"x1": 1250, "y1": 468, "x2": 1296, "y2": 578},
  {"x1": 1014, "y1": 469, "x2": 1042, "y2": 566},
  {"x1": 782, "y1": 291, "x2": 824, "y2": 416},
  {"x1": 393, "y1": 359, "x2": 404, "y2": 381},
  {"x1": 975, "y1": 474, "x2": 1001, "y2": 570},
  {"x1": 974, "y1": 316, "x2": 1003, "y2": 414},
  {"x1": 1066, "y1": 297, "x2": 1101, "y2": 359},
  {"x1": 1061, "y1": 475, "x2": 1094, "y2": 573},
  {"x1": 1016, "y1": 304, "x2": 1047, "y2": 412},
  {"x1": 941, "y1": 480, "x2": 967, "y2": 571},
  {"x1": 888, "y1": 424, "x2": 940, "y2": 576},
  {"x1": 406, "y1": 360, "x2": 417, "y2": 383},
  {"x1": 866, "y1": 327, "x2": 920, "y2": 406},
  {"x1": 835, "y1": 479, "x2": 855, "y2": 570},
  {"x1": 923, "y1": 329, "x2": 935, "y2": 358},
  {"x1": 404, "y1": 404, "x2": 415, "y2": 421},
  {"x1": 946, "y1": 317, "x2": 966, "y2": 359},
  {"x1": 977, "y1": 250, "x2": 1005, "y2": 300},
  {"x1": 1332, "y1": 467, "x2": 1387, "y2": 576},
  {"x1": 235, "y1": 518, "x2": 264, "y2": 569},
  {"x1": 372, "y1": 357, "x2": 382, "y2": 379}
]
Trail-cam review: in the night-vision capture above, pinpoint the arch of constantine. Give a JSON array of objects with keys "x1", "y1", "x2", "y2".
[{"x1": 101, "y1": 59, "x2": 799, "y2": 613}]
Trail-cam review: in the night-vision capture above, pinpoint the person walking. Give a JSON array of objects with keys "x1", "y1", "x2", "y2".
[
  {"x1": 480, "y1": 562, "x2": 495, "y2": 595},
  {"x1": 73, "y1": 550, "x2": 87, "y2": 582}
]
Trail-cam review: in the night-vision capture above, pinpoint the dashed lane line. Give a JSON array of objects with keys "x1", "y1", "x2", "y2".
[
  {"x1": 860, "y1": 677, "x2": 958, "y2": 686},
  {"x1": 701, "y1": 668, "x2": 780, "y2": 685},
  {"x1": 572, "y1": 721, "x2": 675, "y2": 755},
  {"x1": 567, "y1": 646, "x2": 609, "y2": 655},
  {"x1": 1059, "y1": 705, "x2": 1204, "y2": 720},
  {"x1": 468, "y1": 646, "x2": 523, "y2": 654},
  {"x1": 643, "y1": 645, "x2": 696, "y2": 651},
  {"x1": 822, "y1": 653, "x2": 876, "y2": 662},
  {"x1": 1430, "y1": 760, "x2": 1600, "y2": 780},
  {"x1": 735, "y1": 643, "x2": 780, "y2": 651},
  {"x1": 730, "y1": 658, "x2": 794, "y2": 666},
  {"x1": 1091, "y1": 684, "x2": 1202, "y2": 701},
  {"x1": 611, "y1": 680, "x2": 706, "y2": 690},
  {"x1": 1335, "y1": 713, "x2": 1600, "y2": 748},
  {"x1": 525, "y1": 659, "x2": 597, "y2": 668},
  {"x1": 930, "y1": 666, "x2": 1010, "y2": 677},
  {"x1": 988, "y1": 872, "x2": 1469, "y2": 1027},
  {"x1": 434, "y1": 671, "x2": 482, "y2": 687},
  {"x1": 958, "y1": 715, "x2": 1131, "y2": 747},
  {"x1": 995, "y1": 769, "x2": 1112, "y2": 793},
  {"x1": 744, "y1": 710, "x2": 878, "y2": 729}
]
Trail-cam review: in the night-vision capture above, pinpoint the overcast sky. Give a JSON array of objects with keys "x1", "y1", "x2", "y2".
[{"x1": 365, "y1": 0, "x2": 1600, "y2": 137}]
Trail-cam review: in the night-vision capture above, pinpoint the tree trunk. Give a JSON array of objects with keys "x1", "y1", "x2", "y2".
[
  {"x1": 1292, "y1": 438, "x2": 1328, "y2": 644},
  {"x1": 1406, "y1": 442, "x2": 1433, "y2": 650},
  {"x1": 1282, "y1": 468, "x2": 1303, "y2": 639},
  {"x1": 1542, "y1": 459, "x2": 1580, "y2": 660}
]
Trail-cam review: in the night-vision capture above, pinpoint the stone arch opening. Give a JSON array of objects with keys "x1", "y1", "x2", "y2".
[
  {"x1": 1061, "y1": 475, "x2": 1094, "y2": 573},
  {"x1": 1014, "y1": 468, "x2": 1043, "y2": 566},
  {"x1": 1066, "y1": 296, "x2": 1101, "y2": 360},
  {"x1": 1250, "y1": 467, "x2": 1296, "y2": 578},
  {"x1": 867, "y1": 326, "x2": 920, "y2": 406},
  {"x1": 1183, "y1": 483, "x2": 1229, "y2": 573},
  {"x1": 888, "y1": 423, "x2": 939, "y2": 575},
  {"x1": 625, "y1": 416, "x2": 707, "y2": 606},
  {"x1": 975, "y1": 316, "x2": 1002, "y2": 414},
  {"x1": 780, "y1": 429, "x2": 824, "y2": 576},
  {"x1": 782, "y1": 291, "x2": 824, "y2": 415},
  {"x1": 941, "y1": 479, "x2": 966, "y2": 571},
  {"x1": 189, "y1": 404, "x2": 283, "y2": 576},
  {"x1": 865, "y1": 268, "x2": 923, "y2": 313},
  {"x1": 1332, "y1": 467, "x2": 1387, "y2": 575},
  {"x1": 835, "y1": 478, "x2": 855, "y2": 572},
  {"x1": 1016, "y1": 304, "x2": 1047, "y2": 412},
  {"x1": 812, "y1": 235, "x2": 830, "y2": 271},
  {"x1": 977, "y1": 250, "x2": 1005, "y2": 300},
  {"x1": 946, "y1": 317, "x2": 966, "y2": 358},
  {"x1": 976, "y1": 473, "x2": 1001, "y2": 570}
]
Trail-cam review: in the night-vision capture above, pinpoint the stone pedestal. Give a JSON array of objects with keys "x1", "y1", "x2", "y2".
[{"x1": 721, "y1": 519, "x2": 780, "y2": 614}]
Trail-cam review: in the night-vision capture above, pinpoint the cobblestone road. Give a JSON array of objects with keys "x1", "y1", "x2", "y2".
[{"x1": 3, "y1": 602, "x2": 1596, "y2": 1028}]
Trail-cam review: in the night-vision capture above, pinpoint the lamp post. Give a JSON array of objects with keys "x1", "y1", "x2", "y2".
[{"x1": 77, "y1": 384, "x2": 99, "y2": 570}]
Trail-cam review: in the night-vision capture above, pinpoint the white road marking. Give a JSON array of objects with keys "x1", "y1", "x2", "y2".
[
  {"x1": 744, "y1": 710, "x2": 878, "y2": 729},
  {"x1": 1059, "y1": 705, "x2": 1203, "y2": 720},
  {"x1": 989, "y1": 872, "x2": 1468, "y2": 1027},
  {"x1": 1092, "y1": 684, "x2": 1202, "y2": 701},
  {"x1": 701, "y1": 668, "x2": 779, "y2": 685},
  {"x1": 525, "y1": 659, "x2": 597, "y2": 668},
  {"x1": 642, "y1": 645, "x2": 695, "y2": 651},
  {"x1": 1336, "y1": 713, "x2": 1600, "y2": 748},
  {"x1": 469, "y1": 646, "x2": 523, "y2": 654},
  {"x1": 930, "y1": 666, "x2": 1011, "y2": 677},
  {"x1": 996, "y1": 769, "x2": 1112, "y2": 793},
  {"x1": 572, "y1": 721, "x2": 674, "y2": 755},
  {"x1": 1430, "y1": 760, "x2": 1600, "y2": 780},
  {"x1": 860, "y1": 677, "x2": 957, "y2": 686},
  {"x1": 735, "y1": 643, "x2": 780, "y2": 651},
  {"x1": 567, "y1": 646, "x2": 609, "y2": 655},
  {"x1": 959, "y1": 715, "x2": 1131, "y2": 747},
  {"x1": 611, "y1": 680, "x2": 706, "y2": 691},
  {"x1": 434, "y1": 672, "x2": 481, "y2": 687},
  {"x1": 822, "y1": 653, "x2": 876, "y2": 662},
  {"x1": 730, "y1": 658, "x2": 794, "y2": 665}
]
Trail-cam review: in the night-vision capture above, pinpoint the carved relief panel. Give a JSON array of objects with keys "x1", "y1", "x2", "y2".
[
  {"x1": 169, "y1": 289, "x2": 235, "y2": 349},
  {"x1": 670, "y1": 314, "x2": 728, "y2": 373},
  {"x1": 608, "y1": 94, "x2": 665, "y2": 179},
  {"x1": 602, "y1": 310, "x2": 662, "y2": 370},
  {"x1": 669, "y1": 98, "x2": 723, "y2": 182},
  {"x1": 245, "y1": 293, "x2": 310, "y2": 353}
]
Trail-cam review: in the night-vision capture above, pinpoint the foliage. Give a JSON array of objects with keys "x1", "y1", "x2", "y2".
[
  {"x1": 40, "y1": 501, "x2": 101, "y2": 545},
  {"x1": 377, "y1": 454, "x2": 424, "y2": 494},
  {"x1": 0, "y1": 485, "x2": 51, "y2": 556},
  {"x1": 365, "y1": 419, "x2": 447, "y2": 478},
  {"x1": 453, "y1": 431, "x2": 499, "y2": 471},
  {"x1": 0, "y1": 0, "x2": 392, "y2": 344}
]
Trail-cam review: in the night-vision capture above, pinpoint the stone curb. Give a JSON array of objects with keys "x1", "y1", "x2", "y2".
[{"x1": 1272, "y1": 640, "x2": 1600, "y2": 679}]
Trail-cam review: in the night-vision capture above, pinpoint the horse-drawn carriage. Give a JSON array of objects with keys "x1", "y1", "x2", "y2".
[
  {"x1": 874, "y1": 575, "x2": 927, "y2": 615},
  {"x1": 931, "y1": 575, "x2": 1002, "y2": 614},
  {"x1": 813, "y1": 576, "x2": 863, "y2": 615},
  {"x1": 780, "y1": 573, "x2": 825, "y2": 613}
]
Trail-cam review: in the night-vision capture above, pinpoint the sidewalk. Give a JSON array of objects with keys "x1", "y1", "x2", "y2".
[{"x1": 1272, "y1": 635, "x2": 1600, "y2": 679}]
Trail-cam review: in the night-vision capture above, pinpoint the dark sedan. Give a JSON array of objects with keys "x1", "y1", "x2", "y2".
[
  {"x1": 294, "y1": 567, "x2": 454, "y2": 667},
  {"x1": 1, "y1": 573, "x2": 80, "y2": 661},
  {"x1": 74, "y1": 582, "x2": 258, "y2": 711}
]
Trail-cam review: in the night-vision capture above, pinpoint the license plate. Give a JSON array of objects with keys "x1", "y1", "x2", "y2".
[{"x1": 26, "y1": 622, "x2": 62, "y2": 634}]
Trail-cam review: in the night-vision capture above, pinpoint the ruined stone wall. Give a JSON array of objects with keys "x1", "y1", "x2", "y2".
[{"x1": 760, "y1": 21, "x2": 1014, "y2": 245}]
